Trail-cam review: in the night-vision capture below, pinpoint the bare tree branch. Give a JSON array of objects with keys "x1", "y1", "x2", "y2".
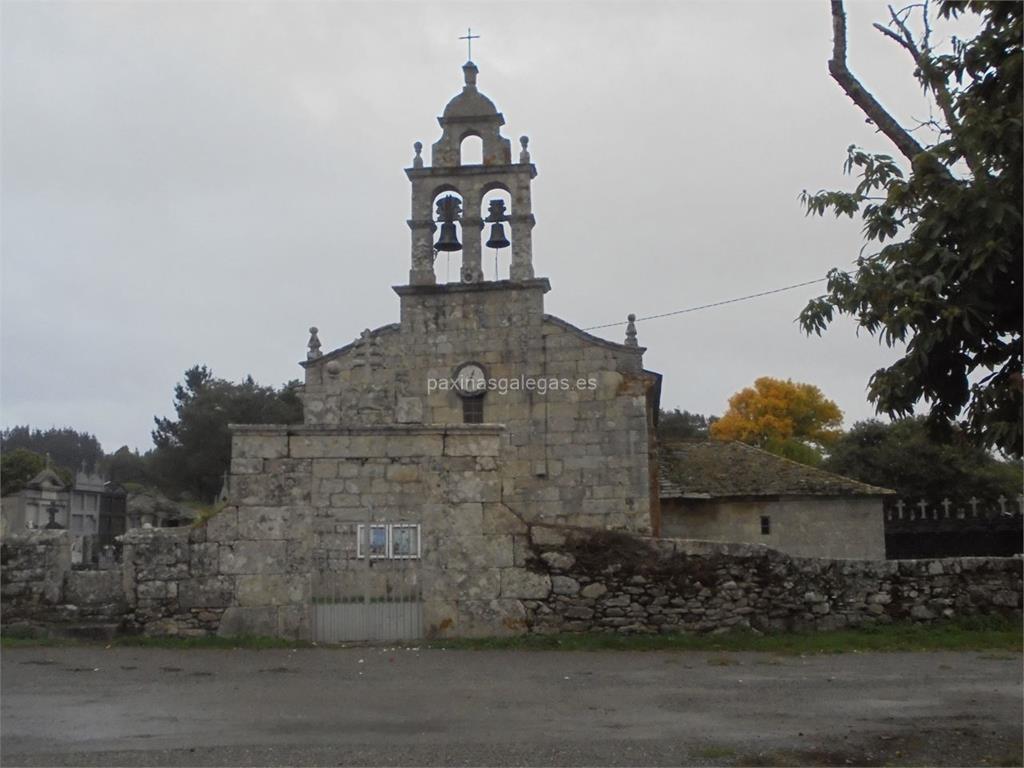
[
  {"x1": 828, "y1": 0, "x2": 927, "y2": 163},
  {"x1": 881, "y1": 2, "x2": 989, "y2": 178},
  {"x1": 873, "y1": 22, "x2": 914, "y2": 52}
]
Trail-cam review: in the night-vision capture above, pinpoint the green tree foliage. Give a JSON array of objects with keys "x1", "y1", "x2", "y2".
[
  {"x1": 150, "y1": 366, "x2": 303, "y2": 502},
  {"x1": 825, "y1": 417, "x2": 1022, "y2": 501},
  {"x1": 0, "y1": 449, "x2": 46, "y2": 497},
  {"x1": 0, "y1": 425, "x2": 104, "y2": 472},
  {"x1": 801, "y1": 1, "x2": 1022, "y2": 457},
  {"x1": 102, "y1": 445, "x2": 153, "y2": 487},
  {"x1": 658, "y1": 409, "x2": 717, "y2": 441}
]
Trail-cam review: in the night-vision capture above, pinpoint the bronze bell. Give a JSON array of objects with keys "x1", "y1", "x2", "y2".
[
  {"x1": 485, "y1": 222, "x2": 510, "y2": 250},
  {"x1": 434, "y1": 222, "x2": 462, "y2": 252}
]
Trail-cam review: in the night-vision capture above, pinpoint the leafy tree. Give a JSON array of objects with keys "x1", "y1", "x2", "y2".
[
  {"x1": 658, "y1": 409, "x2": 717, "y2": 441},
  {"x1": 825, "y1": 417, "x2": 1022, "y2": 500},
  {"x1": 150, "y1": 366, "x2": 303, "y2": 502},
  {"x1": 0, "y1": 425, "x2": 104, "y2": 472},
  {"x1": 800, "y1": 1, "x2": 1022, "y2": 457},
  {"x1": 102, "y1": 445, "x2": 153, "y2": 487},
  {"x1": 710, "y1": 377, "x2": 843, "y2": 464},
  {"x1": 0, "y1": 449, "x2": 47, "y2": 497}
]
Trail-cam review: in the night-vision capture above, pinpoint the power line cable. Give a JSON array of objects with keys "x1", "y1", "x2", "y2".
[{"x1": 582, "y1": 277, "x2": 828, "y2": 331}]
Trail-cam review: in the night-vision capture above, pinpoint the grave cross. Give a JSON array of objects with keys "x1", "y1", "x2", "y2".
[
  {"x1": 916, "y1": 499, "x2": 928, "y2": 520},
  {"x1": 998, "y1": 494, "x2": 1008, "y2": 516},
  {"x1": 895, "y1": 499, "x2": 905, "y2": 519},
  {"x1": 940, "y1": 498, "x2": 952, "y2": 518},
  {"x1": 459, "y1": 27, "x2": 480, "y2": 61},
  {"x1": 968, "y1": 496, "x2": 980, "y2": 517}
]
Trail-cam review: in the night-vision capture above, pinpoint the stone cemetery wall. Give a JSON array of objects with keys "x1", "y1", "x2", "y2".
[
  {"x1": 522, "y1": 527, "x2": 1023, "y2": 635},
  {"x1": 3, "y1": 521, "x2": 1020, "y2": 640},
  {"x1": 2, "y1": 530, "x2": 125, "y2": 634},
  {"x1": 1, "y1": 530, "x2": 71, "y2": 621}
]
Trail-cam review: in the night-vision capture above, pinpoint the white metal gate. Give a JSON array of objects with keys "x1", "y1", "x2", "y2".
[{"x1": 312, "y1": 521, "x2": 423, "y2": 643}]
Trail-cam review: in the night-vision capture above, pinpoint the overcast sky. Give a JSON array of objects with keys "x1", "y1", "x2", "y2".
[{"x1": 1, "y1": 1, "x2": 975, "y2": 452}]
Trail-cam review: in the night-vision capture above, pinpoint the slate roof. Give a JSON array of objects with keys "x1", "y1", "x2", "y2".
[{"x1": 658, "y1": 440, "x2": 893, "y2": 499}]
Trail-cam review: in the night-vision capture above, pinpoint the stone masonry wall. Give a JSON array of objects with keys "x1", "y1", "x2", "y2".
[
  {"x1": 4, "y1": 525, "x2": 1020, "y2": 640},
  {"x1": 2, "y1": 530, "x2": 125, "y2": 634},
  {"x1": 228, "y1": 423, "x2": 540, "y2": 639},
  {"x1": 1, "y1": 530, "x2": 71, "y2": 622},
  {"x1": 522, "y1": 527, "x2": 1023, "y2": 634},
  {"x1": 300, "y1": 281, "x2": 655, "y2": 534}
]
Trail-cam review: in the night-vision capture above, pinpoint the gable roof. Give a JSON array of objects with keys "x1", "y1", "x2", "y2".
[
  {"x1": 659, "y1": 440, "x2": 892, "y2": 499},
  {"x1": 25, "y1": 467, "x2": 65, "y2": 491}
]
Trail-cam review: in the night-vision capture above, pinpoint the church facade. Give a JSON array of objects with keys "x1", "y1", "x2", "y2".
[{"x1": 222, "y1": 61, "x2": 661, "y2": 638}]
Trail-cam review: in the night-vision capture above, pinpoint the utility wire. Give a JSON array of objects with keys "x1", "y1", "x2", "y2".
[{"x1": 582, "y1": 278, "x2": 828, "y2": 331}]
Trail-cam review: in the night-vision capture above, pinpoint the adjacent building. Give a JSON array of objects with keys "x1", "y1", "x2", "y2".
[{"x1": 658, "y1": 440, "x2": 891, "y2": 559}]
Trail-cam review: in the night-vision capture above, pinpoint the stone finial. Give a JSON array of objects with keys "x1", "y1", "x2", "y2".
[
  {"x1": 624, "y1": 314, "x2": 638, "y2": 347},
  {"x1": 519, "y1": 135, "x2": 530, "y2": 163},
  {"x1": 413, "y1": 141, "x2": 423, "y2": 169},
  {"x1": 463, "y1": 61, "x2": 478, "y2": 88},
  {"x1": 307, "y1": 326, "x2": 322, "y2": 360}
]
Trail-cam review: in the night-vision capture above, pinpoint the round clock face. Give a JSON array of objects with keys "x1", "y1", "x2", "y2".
[{"x1": 454, "y1": 362, "x2": 487, "y2": 397}]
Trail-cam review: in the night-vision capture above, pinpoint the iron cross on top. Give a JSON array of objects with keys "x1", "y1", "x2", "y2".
[{"x1": 459, "y1": 27, "x2": 480, "y2": 61}]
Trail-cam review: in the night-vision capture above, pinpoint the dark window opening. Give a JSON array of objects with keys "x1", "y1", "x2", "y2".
[
  {"x1": 760, "y1": 515, "x2": 771, "y2": 535},
  {"x1": 462, "y1": 397, "x2": 484, "y2": 424}
]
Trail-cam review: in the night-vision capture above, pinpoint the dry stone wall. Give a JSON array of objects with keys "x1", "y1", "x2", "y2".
[
  {"x1": 522, "y1": 527, "x2": 1023, "y2": 634},
  {"x1": 3, "y1": 524, "x2": 1020, "y2": 640}
]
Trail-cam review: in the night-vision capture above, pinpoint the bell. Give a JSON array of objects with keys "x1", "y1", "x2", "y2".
[
  {"x1": 434, "y1": 222, "x2": 462, "y2": 252},
  {"x1": 485, "y1": 222, "x2": 510, "y2": 250}
]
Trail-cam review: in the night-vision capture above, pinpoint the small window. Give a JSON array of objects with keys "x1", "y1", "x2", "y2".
[
  {"x1": 356, "y1": 524, "x2": 422, "y2": 560},
  {"x1": 463, "y1": 396, "x2": 484, "y2": 423},
  {"x1": 356, "y1": 524, "x2": 389, "y2": 559},
  {"x1": 760, "y1": 515, "x2": 771, "y2": 535},
  {"x1": 391, "y1": 524, "x2": 421, "y2": 559}
]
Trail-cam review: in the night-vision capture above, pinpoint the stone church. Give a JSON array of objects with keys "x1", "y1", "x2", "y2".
[{"x1": 223, "y1": 60, "x2": 661, "y2": 638}]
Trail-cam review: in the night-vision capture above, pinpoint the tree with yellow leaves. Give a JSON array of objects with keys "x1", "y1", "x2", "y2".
[{"x1": 709, "y1": 377, "x2": 843, "y2": 465}]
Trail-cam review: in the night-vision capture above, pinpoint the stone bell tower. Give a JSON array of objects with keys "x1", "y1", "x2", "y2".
[{"x1": 406, "y1": 61, "x2": 537, "y2": 286}]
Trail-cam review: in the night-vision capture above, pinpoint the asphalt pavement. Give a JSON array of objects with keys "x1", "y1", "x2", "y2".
[{"x1": 2, "y1": 645, "x2": 1021, "y2": 766}]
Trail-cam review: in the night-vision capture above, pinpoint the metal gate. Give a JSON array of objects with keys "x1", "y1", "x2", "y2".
[{"x1": 312, "y1": 521, "x2": 423, "y2": 643}]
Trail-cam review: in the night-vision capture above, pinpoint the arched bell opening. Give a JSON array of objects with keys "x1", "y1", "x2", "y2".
[
  {"x1": 480, "y1": 189, "x2": 512, "y2": 282},
  {"x1": 431, "y1": 190, "x2": 465, "y2": 283},
  {"x1": 460, "y1": 134, "x2": 483, "y2": 166}
]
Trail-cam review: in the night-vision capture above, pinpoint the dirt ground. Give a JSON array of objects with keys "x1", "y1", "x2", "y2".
[{"x1": 2, "y1": 646, "x2": 1021, "y2": 767}]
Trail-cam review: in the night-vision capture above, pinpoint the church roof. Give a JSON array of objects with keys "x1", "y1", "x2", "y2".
[{"x1": 658, "y1": 440, "x2": 893, "y2": 499}]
